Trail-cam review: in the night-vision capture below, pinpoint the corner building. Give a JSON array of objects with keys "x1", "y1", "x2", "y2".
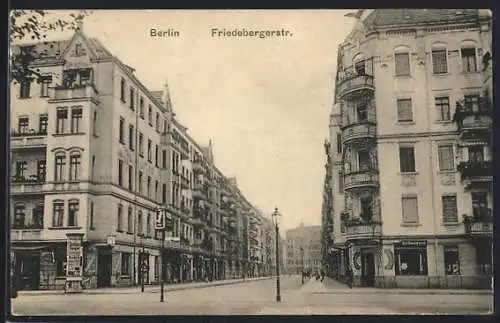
[
  {"x1": 10, "y1": 27, "x2": 267, "y2": 290},
  {"x1": 328, "y1": 9, "x2": 492, "y2": 289}
]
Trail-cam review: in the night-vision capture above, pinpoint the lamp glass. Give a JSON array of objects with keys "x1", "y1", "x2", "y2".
[{"x1": 271, "y1": 207, "x2": 281, "y2": 226}]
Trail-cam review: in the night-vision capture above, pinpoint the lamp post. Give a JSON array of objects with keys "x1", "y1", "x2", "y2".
[
  {"x1": 300, "y1": 246, "x2": 304, "y2": 284},
  {"x1": 155, "y1": 207, "x2": 168, "y2": 303},
  {"x1": 271, "y1": 207, "x2": 281, "y2": 302}
]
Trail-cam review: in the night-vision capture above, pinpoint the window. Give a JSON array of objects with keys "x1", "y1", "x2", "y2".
[
  {"x1": 92, "y1": 110, "x2": 97, "y2": 136},
  {"x1": 91, "y1": 155, "x2": 95, "y2": 180},
  {"x1": 397, "y1": 98, "x2": 413, "y2": 122},
  {"x1": 71, "y1": 107, "x2": 82, "y2": 133},
  {"x1": 338, "y1": 172, "x2": 344, "y2": 192},
  {"x1": 138, "y1": 171, "x2": 143, "y2": 193},
  {"x1": 402, "y1": 196, "x2": 419, "y2": 223},
  {"x1": 444, "y1": 246, "x2": 460, "y2": 275},
  {"x1": 13, "y1": 204, "x2": 26, "y2": 229},
  {"x1": 138, "y1": 211, "x2": 143, "y2": 235},
  {"x1": 154, "y1": 256, "x2": 159, "y2": 279},
  {"x1": 18, "y1": 117, "x2": 29, "y2": 133},
  {"x1": 75, "y1": 43, "x2": 83, "y2": 56},
  {"x1": 89, "y1": 202, "x2": 95, "y2": 230},
  {"x1": 129, "y1": 87, "x2": 135, "y2": 110},
  {"x1": 155, "y1": 145, "x2": 159, "y2": 167},
  {"x1": 357, "y1": 150, "x2": 370, "y2": 171},
  {"x1": 55, "y1": 248, "x2": 67, "y2": 277},
  {"x1": 56, "y1": 109, "x2": 68, "y2": 134},
  {"x1": 127, "y1": 207, "x2": 133, "y2": 233},
  {"x1": 468, "y1": 146, "x2": 484, "y2": 162},
  {"x1": 120, "y1": 78, "x2": 126, "y2": 102},
  {"x1": 139, "y1": 97, "x2": 145, "y2": 118},
  {"x1": 461, "y1": 47, "x2": 477, "y2": 73},
  {"x1": 52, "y1": 200, "x2": 64, "y2": 227},
  {"x1": 69, "y1": 152, "x2": 81, "y2": 181},
  {"x1": 336, "y1": 133, "x2": 342, "y2": 154},
  {"x1": 32, "y1": 203, "x2": 44, "y2": 229},
  {"x1": 147, "y1": 176, "x2": 151, "y2": 197},
  {"x1": 471, "y1": 192, "x2": 488, "y2": 218},
  {"x1": 395, "y1": 245, "x2": 428, "y2": 276},
  {"x1": 118, "y1": 160, "x2": 124, "y2": 186},
  {"x1": 121, "y1": 253, "x2": 131, "y2": 275},
  {"x1": 437, "y1": 144, "x2": 454, "y2": 171},
  {"x1": 162, "y1": 183, "x2": 167, "y2": 204},
  {"x1": 156, "y1": 113, "x2": 160, "y2": 132},
  {"x1": 356, "y1": 196, "x2": 372, "y2": 221},
  {"x1": 139, "y1": 133, "x2": 144, "y2": 157},
  {"x1": 129, "y1": 124, "x2": 134, "y2": 150},
  {"x1": 15, "y1": 160, "x2": 27, "y2": 178},
  {"x1": 39, "y1": 115, "x2": 48, "y2": 134},
  {"x1": 162, "y1": 150, "x2": 167, "y2": 168},
  {"x1": 54, "y1": 154, "x2": 66, "y2": 181},
  {"x1": 442, "y1": 195, "x2": 458, "y2": 223},
  {"x1": 119, "y1": 117, "x2": 125, "y2": 144},
  {"x1": 19, "y1": 78, "x2": 31, "y2": 98},
  {"x1": 148, "y1": 105, "x2": 153, "y2": 125},
  {"x1": 435, "y1": 96, "x2": 450, "y2": 121},
  {"x1": 354, "y1": 60, "x2": 365, "y2": 75},
  {"x1": 117, "y1": 204, "x2": 123, "y2": 232},
  {"x1": 432, "y1": 48, "x2": 448, "y2": 74},
  {"x1": 464, "y1": 94, "x2": 480, "y2": 113},
  {"x1": 395, "y1": 51, "x2": 410, "y2": 76},
  {"x1": 155, "y1": 180, "x2": 159, "y2": 201},
  {"x1": 147, "y1": 139, "x2": 152, "y2": 162},
  {"x1": 128, "y1": 165, "x2": 134, "y2": 190},
  {"x1": 68, "y1": 200, "x2": 79, "y2": 227},
  {"x1": 399, "y1": 146, "x2": 416, "y2": 173},
  {"x1": 147, "y1": 213, "x2": 152, "y2": 236},
  {"x1": 356, "y1": 104, "x2": 368, "y2": 122},
  {"x1": 37, "y1": 160, "x2": 46, "y2": 181}
]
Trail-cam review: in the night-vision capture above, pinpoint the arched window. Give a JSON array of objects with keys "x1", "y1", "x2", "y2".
[
  {"x1": 52, "y1": 199, "x2": 65, "y2": 227},
  {"x1": 352, "y1": 53, "x2": 366, "y2": 76},
  {"x1": 460, "y1": 40, "x2": 478, "y2": 73},
  {"x1": 394, "y1": 46, "x2": 411, "y2": 76},
  {"x1": 431, "y1": 42, "x2": 448, "y2": 74},
  {"x1": 54, "y1": 152, "x2": 66, "y2": 181},
  {"x1": 69, "y1": 151, "x2": 81, "y2": 181},
  {"x1": 68, "y1": 199, "x2": 79, "y2": 227},
  {"x1": 13, "y1": 203, "x2": 26, "y2": 229},
  {"x1": 33, "y1": 202, "x2": 44, "y2": 229},
  {"x1": 138, "y1": 211, "x2": 143, "y2": 235},
  {"x1": 117, "y1": 204, "x2": 123, "y2": 232}
]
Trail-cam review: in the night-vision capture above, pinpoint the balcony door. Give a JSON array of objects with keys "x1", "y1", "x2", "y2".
[
  {"x1": 357, "y1": 150, "x2": 371, "y2": 172},
  {"x1": 468, "y1": 146, "x2": 484, "y2": 162}
]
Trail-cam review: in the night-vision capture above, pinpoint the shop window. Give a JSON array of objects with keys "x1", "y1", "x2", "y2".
[
  {"x1": 121, "y1": 253, "x2": 131, "y2": 275},
  {"x1": 444, "y1": 246, "x2": 460, "y2": 275},
  {"x1": 56, "y1": 248, "x2": 67, "y2": 277},
  {"x1": 395, "y1": 245, "x2": 428, "y2": 276}
]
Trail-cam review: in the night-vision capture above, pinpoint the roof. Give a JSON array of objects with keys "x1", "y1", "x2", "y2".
[{"x1": 362, "y1": 9, "x2": 479, "y2": 29}]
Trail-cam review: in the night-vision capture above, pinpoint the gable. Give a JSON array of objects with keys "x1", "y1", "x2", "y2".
[{"x1": 61, "y1": 32, "x2": 96, "y2": 70}]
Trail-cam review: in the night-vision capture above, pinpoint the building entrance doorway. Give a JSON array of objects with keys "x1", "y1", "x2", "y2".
[
  {"x1": 16, "y1": 253, "x2": 40, "y2": 290},
  {"x1": 361, "y1": 252, "x2": 375, "y2": 287},
  {"x1": 97, "y1": 252, "x2": 112, "y2": 288}
]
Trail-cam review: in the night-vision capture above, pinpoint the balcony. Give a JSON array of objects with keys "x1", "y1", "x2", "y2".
[
  {"x1": 11, "y1": 175, "x2": 45, "y2": 195},
  {"x1": 343, "y1": 170, "x2": 379, "y2": 191},
  {"x1": 341, "y1": 121, "x2": 377, "y2": 145},
  {"x1": 457, "y1": 161, "x2": 493, "y2": 189},
  {"x1": 51, "y1": 84, "x2": 99, "y2": 103},
  {"x1": 454, "y1": 101, "x2": 492, "y2": 141},
  {"x1": 192, "y1": 183, "x2": 208, "y2": 200},
  {"x1": 11, "y1": 229, "x2": 43, "y2": 241},
  {"x1": 180, "y1": 176, "x2": 190, "y2": 190},
  {"x1": 11, "y1": 131, "x2": 47, "y2": 150},
  {"x1": 463, "y1": 208, "x2": 493, "y2": 238},
  {"x1": 343, "y1": 221, "x2": 382, "y2": 241},
  {"x1": 337, "y1": 74, "x2": 374, "y2": 98},
  {"x1": 192, "y1": 159, "x2": 205, "y2": 174}
]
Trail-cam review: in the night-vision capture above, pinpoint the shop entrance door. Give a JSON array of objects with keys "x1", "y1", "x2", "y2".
[
  {"x1": 97, "y1": 253, "x2": 112, "y2": 287},
  {"x1": 16, "y1": 254, "x2": 40, "y2": 290},
  {"x1": 361, "y1": 252, "x2": 375, "y2": 287}
]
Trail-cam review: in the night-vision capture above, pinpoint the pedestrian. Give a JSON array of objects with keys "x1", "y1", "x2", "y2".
[
  {"x1": 345, "y1": 265, "x2": 353, "y2": 289},
  {"x1": 320, "y1": 269, "x2": 325, "y2": 282}
]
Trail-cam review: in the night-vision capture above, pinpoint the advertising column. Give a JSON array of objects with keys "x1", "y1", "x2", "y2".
[{"x1": 65, "y1": 233, "x2": 84, "y2": 293}]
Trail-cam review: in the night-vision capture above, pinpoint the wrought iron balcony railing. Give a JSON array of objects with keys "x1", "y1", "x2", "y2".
[{"x1": 457, "y1": 161, "x2": 493, "y2": 181}]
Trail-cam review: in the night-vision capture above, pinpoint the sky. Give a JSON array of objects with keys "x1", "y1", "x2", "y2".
[{"x1": 17, "y1": 10, "x2": 355, "y2": 231}]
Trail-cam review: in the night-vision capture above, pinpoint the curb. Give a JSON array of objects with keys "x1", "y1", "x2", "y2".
[
  {"x1": 16, "y1": 277, "x2": 274, "y2": 297},
  {"x1": 312, "y1": 290, "x2": 493, "y2": 296}
]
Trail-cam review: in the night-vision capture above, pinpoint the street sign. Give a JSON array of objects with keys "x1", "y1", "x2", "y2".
[
  {"x1": 155, "y1": 208, "x2": 165, "y2": 230},
  {"x1": 165, "y1": 237, "x2": 180, "y2": 242}
]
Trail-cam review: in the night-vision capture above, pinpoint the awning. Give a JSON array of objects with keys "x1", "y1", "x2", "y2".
[{"x1": 11, "y1": 245, "x2": 52, "y2": 251}]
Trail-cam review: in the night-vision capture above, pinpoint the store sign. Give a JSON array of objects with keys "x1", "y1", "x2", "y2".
[
  {"x1": 395, "y1": 240, "x2": 427, "y2": 248},
  {"x1": 66, "y1": 234, "x2": 83, "y2": 278}
]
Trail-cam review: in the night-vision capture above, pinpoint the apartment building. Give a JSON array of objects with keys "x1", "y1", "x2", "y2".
[
  {"x1": 285, "y1": 225, "x2": 322, "y2": 274},
  {"x1": 9, "y1": 26, "x2": 267, "y2": 290},
  {"x1": 325, "y1": 9, "x2": 493, "y2": 288}
]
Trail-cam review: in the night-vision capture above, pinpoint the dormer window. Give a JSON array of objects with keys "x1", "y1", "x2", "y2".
[{"x1": 75, "y1": 43, "x2": 83, "y2": 56}]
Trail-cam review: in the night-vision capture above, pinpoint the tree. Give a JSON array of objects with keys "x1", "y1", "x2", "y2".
[{"x1": 10, "y1": 10, "x2": 91, "y2": 84}]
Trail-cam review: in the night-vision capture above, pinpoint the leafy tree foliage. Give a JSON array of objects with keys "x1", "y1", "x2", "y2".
[{"x1": 10, "y1": 10, "x2": 91, "y2": 83}]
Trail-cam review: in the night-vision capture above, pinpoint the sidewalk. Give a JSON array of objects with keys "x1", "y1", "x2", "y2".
[
  {"x1": 317, "y1": 277, "x2": 493, "y2": 296},
  {"x1": 17, "y1": 276, "x2": 274, "y2": 296}
]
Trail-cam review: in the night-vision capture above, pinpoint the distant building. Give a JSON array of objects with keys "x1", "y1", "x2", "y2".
[{"x1": 285, "y1": 224, "x2": 322, "y2": 274}]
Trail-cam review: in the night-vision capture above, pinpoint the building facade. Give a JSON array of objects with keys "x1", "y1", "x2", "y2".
[
  {"x1": 285, "y1": 225, "x2": 322, "y2": 274},
  {"x1": 325, "y1": 9, "x2": 493, "y2": 289},
  {"x1": 9, "y1": 26, "x2": 270, "y2": 290}
]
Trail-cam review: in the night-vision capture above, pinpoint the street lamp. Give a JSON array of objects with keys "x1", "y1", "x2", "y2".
[
  {"x1": 300, "y1": 246, "x2": 304, "y2": 284},
  {"x1": 271, "y1": 207, "x2": 281, "y2": 303}
]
